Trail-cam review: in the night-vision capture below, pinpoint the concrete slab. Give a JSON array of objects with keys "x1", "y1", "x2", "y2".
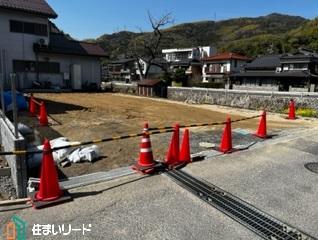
[
  {"x1": 185, "y1": 141, "x2": 318, "y2": 237},
  {"x1": 1, "y1": 174, "x2": 260, "y2": 240}
]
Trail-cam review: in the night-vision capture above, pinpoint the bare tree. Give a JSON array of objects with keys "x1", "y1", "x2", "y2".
[{"x1": 130, "y1": 12, "x2": 174, "y2": 80}]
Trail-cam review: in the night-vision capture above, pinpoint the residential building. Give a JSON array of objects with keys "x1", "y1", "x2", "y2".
[
  {"x1": 162, "y1": 46, "x2": 216, "y2": 84},
  {"x1": 106, "y1": 57, "x2": 166, "y2": 83},
  {"x1": 231, "y1": 50, "x2": 318, "y2": 92},
  {"x1": 0, "y1": 0, "x2": 107, "y2": 90},
  {"x1": 162, "y1": 46, "x2": 216, "y2": 63},
  {"x1": 107, "y1": 58, "x2": 137, "y2": 83},
  {"x1": 202, "y1": 52, "x2": 251, "y2": 85}
]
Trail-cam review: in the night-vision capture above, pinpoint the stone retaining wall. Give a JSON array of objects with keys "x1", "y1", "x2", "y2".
[
  {"x1": 110, "y1": 83, "x2": 318, "y2": 113},
  {"x1": 168, "y1": 87, "x2": 318, "y2": 112}
]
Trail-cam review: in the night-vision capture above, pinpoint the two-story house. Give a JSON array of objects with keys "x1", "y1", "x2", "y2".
[
  {"x1": 0, "y1": 0, "x2": 107, "y2": 90},
  {"x1": 202, "y1": 52, "x2": 251, "y2": 85},
  {"x1": 162, "y1": 46, "x2": 216, "y2": 83},
  {"x1": 107, "y1": 57, "x2": 167, "y2": 83},
  {"x1": 231, "y1": 49, "x2": 318, "y2": 92}
]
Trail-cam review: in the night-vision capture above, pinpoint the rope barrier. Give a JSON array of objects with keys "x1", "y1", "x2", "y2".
[{"x1": 0, "y1": 115, "x2": 260, "y2": 156}]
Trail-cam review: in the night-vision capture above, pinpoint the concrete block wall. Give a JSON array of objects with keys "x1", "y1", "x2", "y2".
[
  {"x1": 111, "y1": 82, "x2": 138, "y2": 94},
  {"x1": 0, "y1": 116, "x2": 27, "y2": 198}
]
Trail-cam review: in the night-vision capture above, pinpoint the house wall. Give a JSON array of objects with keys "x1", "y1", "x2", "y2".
[
  {"x1": 39, "y1": 53, "x2": 101, "y2": 88},
  {"x1": 0, "y1": 9, "x2": 49, "y2": 86}
]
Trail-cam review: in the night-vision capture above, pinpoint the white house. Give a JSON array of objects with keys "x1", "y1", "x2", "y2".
[
  {"x1": 162, "y1": 46, "x2": 216, "y2": 63},
  {"x1": 0, "y1": 0, "x2": 107, "y2": 90}
]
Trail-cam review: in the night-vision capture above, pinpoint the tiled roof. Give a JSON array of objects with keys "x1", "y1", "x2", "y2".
[
  {"x1": 232, "y1": 70, "x2": 311, "y2": 78},
  {"x1": 203, "y1": 52, "x2": 251, "y2": 61},
  {"x1": 35, "y1": 33, "x2": 108, "y2": 58},
  {"x1": 110, "y1": 58, "x2": 136, "y2": 65},
  {"x1": 245, "y1": 55, "x2": 281, "y2": 70},
  {"x1": 0, "y1": 0, "x2": 57, "y2": 18}
]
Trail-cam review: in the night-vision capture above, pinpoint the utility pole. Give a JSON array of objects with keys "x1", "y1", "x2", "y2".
[
  {"x1": 10, "y1": 73, "x2": 18, "y2": 138},
  {"x1": 0, "y1": 73, "x2": 5, "y2": 118}
]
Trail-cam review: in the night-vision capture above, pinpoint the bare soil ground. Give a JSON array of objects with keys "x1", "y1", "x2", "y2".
[{"x1": 19, "y1": 93, "x2": 315, "y2": 177}]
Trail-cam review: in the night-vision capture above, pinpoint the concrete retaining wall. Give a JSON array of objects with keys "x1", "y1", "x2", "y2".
[
  {"x1": 0, "y1": 116, "x2": 27, "y2": 198},
  {"x1": 168, "y1": 87, "x2": 318, "y2": 112},
  {"x1": 109, "y1": 82, "x2": 138, "y2": 94}
]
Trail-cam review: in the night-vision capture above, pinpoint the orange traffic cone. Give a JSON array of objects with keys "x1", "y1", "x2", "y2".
[
  {"x1": 165, "y1": 124, "x2": 180, "y2": 167},
  {"x1": 132, "y1": 123, "x2": 158, "y2": 174},
  {"x1": 255, "y1": 111, "x2": 267, "y2": 138},
  {"x1": 29, "y1": 96, "x2": 36, "y2": 116},
  {"x1": 39, "y1": 101, "x2": 48, "y2": 126},
  {"x1": 35, "y1": 139, "x2": 62, "y2": 202},
  {"x1": 288, "y1": 99, "x2": 296, "y2": 120},
  {"x1": 219, "y1": 117, "x2": 233, "y2": 153},
  {"x1": 179, "y1": 129, "x2": 191, "y2": 164}
]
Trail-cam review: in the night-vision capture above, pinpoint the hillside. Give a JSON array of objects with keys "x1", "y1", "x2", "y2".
[{"x1": 92, "y1": 13, "x2": 313, "y2": 59}]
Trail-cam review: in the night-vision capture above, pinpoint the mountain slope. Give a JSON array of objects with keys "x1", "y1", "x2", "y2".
[{"x1": 92, "y1": 13, "x2": 309, "y2": 59}]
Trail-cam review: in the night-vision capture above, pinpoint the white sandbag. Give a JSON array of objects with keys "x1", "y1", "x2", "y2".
[
  {"x1": 27, "y1": 137, "x2": 76, "y2": 168},
  {"x1": 18, "y1": 122, "x2": 33, "y2": 136},
  {"x1": 50, "y1": 137, "x2": 72, "y2": 163},
  {"x1": 68, "y1": 145, "x2": 100, "y2": 163}
]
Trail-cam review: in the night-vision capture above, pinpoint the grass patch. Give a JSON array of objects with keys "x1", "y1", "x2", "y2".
[{"x1": 283, "y1": 108, "x2": 317, "y2": 117}]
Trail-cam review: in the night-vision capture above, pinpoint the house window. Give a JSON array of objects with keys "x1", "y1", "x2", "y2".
[
  {"x1": 10, "y1": 20, "x2": 48, "y2": 36},
  {"x1": 13, "y1": 60, "x2": 60, "y2": 73}
]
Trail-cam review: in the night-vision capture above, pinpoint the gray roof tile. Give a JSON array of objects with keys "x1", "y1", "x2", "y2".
[{"x1": 0, "y1": 0, "x2": 57, "y2": 18}]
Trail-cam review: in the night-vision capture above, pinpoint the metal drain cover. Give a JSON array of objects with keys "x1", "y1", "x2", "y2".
[{"x1": 305, "y1": 162, "x2": 318, "y2": 174}]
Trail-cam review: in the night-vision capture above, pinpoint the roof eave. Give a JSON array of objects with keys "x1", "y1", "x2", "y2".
[{"x1": 0, "y1": 6, "x2": 58, "y2": 19}]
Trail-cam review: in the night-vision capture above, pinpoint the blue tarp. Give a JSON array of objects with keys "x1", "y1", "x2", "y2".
[{"x1": 2, "y1": 91, "x2": 28, "y2": 112}]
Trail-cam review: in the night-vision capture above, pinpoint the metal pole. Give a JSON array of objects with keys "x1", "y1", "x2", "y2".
[
  {"x1": 10, "y1": 73, "x2": 18, "y2": 138},
  {"x1": 0, "y1": 73, "x2": 5, "y2": 118}
]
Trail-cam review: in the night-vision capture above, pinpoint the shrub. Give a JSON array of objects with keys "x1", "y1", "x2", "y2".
[{"x1": 282, "y1": 107, "x2": 317, "y2": 117}]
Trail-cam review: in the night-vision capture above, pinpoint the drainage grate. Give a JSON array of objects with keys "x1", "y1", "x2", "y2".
[
  {"x1": 166, "y1": 169, "x2": 317, "y2": 240},
  {"x1": 305, "y1": 163, "x2": 318, "y2": 174}
]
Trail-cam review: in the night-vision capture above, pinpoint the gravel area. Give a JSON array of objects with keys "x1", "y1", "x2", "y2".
[{"x1": 0, "y1": 176, "x2": 16, "y2": 200}]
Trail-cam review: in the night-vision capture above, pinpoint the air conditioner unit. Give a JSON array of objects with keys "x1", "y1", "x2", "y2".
[{"x1": 38, "y1": 38, "x2": 48, "y2": 46}]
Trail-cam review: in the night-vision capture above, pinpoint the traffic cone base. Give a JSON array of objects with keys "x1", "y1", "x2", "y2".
[{"x1": 31, "y1": 190, "x2": 72, "y2": 209}]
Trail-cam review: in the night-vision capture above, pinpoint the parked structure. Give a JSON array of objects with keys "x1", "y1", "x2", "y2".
[
  {"x1": 137, "y1": 79, "x2": 167, "y2": 98},
  {"x1": 0, "y1": 0, "x2": 107, "y2": 90},
  {"x1": 202, "y1": 52, "x2": 251, "y2": 85},
  {"x1": 231, "y1": 49, "x2": 318, "y2": 92}
]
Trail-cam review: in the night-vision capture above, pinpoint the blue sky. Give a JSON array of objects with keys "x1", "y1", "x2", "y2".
[{"x1": 47, "y1": 0, "x2": 318, "y2": 40}]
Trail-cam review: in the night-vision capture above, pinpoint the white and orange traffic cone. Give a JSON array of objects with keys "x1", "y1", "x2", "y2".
[{"x1": 132, "y1": 123, "x2": 159, "y2": 174}]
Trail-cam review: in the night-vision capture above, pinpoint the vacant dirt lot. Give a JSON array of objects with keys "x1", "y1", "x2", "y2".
[{"x1": 20, "y1": 93, "x2": 312, "y2": 177}]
